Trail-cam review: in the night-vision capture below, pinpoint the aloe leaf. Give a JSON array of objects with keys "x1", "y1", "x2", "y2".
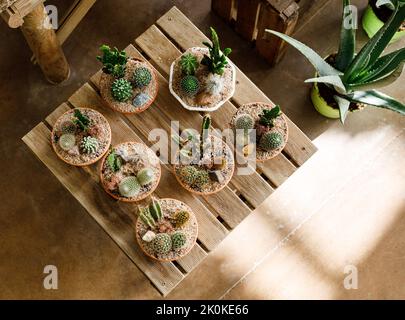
[
  {"x1": 334, "y1": 95, "x2": 351, "y2": 123},
  {"x1": 305, "y1": 75, "x2": 347, "y2": 93},
  {"x1": 335, "y1": 0, "x2": 356, "y2": 71},
  {"x1": 345, "y1": 90, "x2": 405, "y2": 114},
  {"x1": 265, "y1": 30, "x2": 342, "y2": 77},
  {"x1": 350, "y1": 63, "x2": 404, "y2": 90},
  {"x1": 376, "y1": 0, "x2": 396, "y2": 10},
  {"x1": 344, "y1": 4, "x2": 405, "y2": 80}
]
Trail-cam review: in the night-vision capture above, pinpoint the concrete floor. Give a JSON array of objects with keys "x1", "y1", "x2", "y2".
[{"x1": 0, "y1": 0, "x2": 404, "y2": 299}]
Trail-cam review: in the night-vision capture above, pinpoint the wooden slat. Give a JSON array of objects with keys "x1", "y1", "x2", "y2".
[
  {"x1": 176, "y1": 244, "x2": 207, "y2": 273},
  {"x1": 156, "y1": 6, "x2": 317, "y2": 166},
  {"x1": 235, "y1": 0, "x2": 261, "y2": 41},
  {"x1": 22, "y1": 123, "x2": 183, "y2": 296},
  {"x1": 211, "y1": 0, "x2": 234, "y2": 22}
]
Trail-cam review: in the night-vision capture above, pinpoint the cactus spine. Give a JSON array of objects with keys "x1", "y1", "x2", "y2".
[{"x1": 171, "y1": 232, "x2": 187, "y2": 250}]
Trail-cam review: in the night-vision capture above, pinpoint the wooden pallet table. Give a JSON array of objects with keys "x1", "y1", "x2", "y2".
[{"x1": 22, "y1": 6, "x2": 317, "y2": 296}]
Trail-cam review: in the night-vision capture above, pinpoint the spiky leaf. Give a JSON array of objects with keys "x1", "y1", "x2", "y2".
[{"x1": 345, "y1": 90, "x2": 405, "y2": 114}]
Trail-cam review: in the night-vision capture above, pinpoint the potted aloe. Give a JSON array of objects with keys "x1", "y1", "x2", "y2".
[
  {"x1": 169, "y1": 27, "x2": 236, "y2": 112},
  {"x1": 363, "y1": 0, "x2": 405, "y2": 42},
  {"x1": 267, "y1": 0, "x2": 405, "y2": 123}
]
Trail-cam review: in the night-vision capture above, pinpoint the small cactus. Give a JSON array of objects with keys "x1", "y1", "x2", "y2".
[
  {"x1": 200, "y1": 114, "x2": 211, "y2": 156},
  {"x1": 173, "y1": 210, "x2": 190, "y2": 228},
  {"x1": 179, "y1": 166, "x2": 199, "y2": 185},
  {"x1": 259, "y1": 131, "x2": 284, "y2": 151},
  {"x1": 137, "y1": 168, "x2": 155, "y2": 186},
  {"x1": 204, "y1": 73, "x2": 224, "y2": 96},
  {"x1": 151, "y1": 233, "x2": 172, "y2": 255},
  {"x1": 180, "y1": 75, "x2": 200, "y2": 96},
  {"x1": 171, "y1": 232, "x2": 187, "y2": 250},
  {"x1": 106, "y1": 149, "x2": 122, "y2": 172},
  {"x1": 133, "y1": 67, "x2": 152, "y2": 88},
  {"x1": 235, "y1": 114, "x2": 254, "y2": 132},
  {"x1": 73, "y1": 109, "x2": 90, "y2": 131},
  {"x1": 118, "y1": 176, "x2": 140, "y2": 198},
  {"x1": 180, "y1": 53, "x2": 199, "y2": 75},
  {"x1": 139, "y1": 207, "x2": 156, "y2": 229},
  {"x1": 80, "y1": 136, "x2": 99, "y2": 154},
  {"x1": 111, "y1": 78, "x2": 133, "y2": 102},
  {"x1": 61, "y1": 120, "x2": 76, "y2": 134},
  {"x1": 258, "y1": 105, "x2": 281, "y2": 128},
  {"x1": 194, "y1": 169, "x2": 210, "y2": 188},
  {"x1": 59, "y1": 134, "x2": 76, "y2": 151},
  {"x1": 149, "y1": 198, "x2": 163, "y2": 221}
]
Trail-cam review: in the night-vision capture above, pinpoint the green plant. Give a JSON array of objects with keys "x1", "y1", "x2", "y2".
[
  {"x1": 137, "y1": 168, "x2": 155, "y2": 186},
  {"x1": 200, "y1": 114, "x2": 211, "y2": 156},
  {"x1": 97, "y1": 45, "x2": 128, "y2": 78},
  {"x1": 201, "y1": 27, "x2": 232, "y2": 75},
  {"x1": 235, "y1": 114, "x2": 254, "y2": 132},
  {"x1": 111, "y1": 78, "x2": 133, "y2": 102},
  {"x1": 61, "y1": 120, "x2": 76, "y2": 134},
  {"x1": 194, "y1": 169, "x2": 210, "y2": 188},
  {"x1": 59, "y1": 134, "x2": 76, "y2": 151},
  {"x1": 180, "y1": 53, "x2": 199, "y2": 75},
  {"x1": 80, "y1": 136, "x2": 99, "y2": 154},
  {"x1": 149, "y1": 198, "x2": 163, "y2": 221},
  {"x1": 151, "y1": 233, "x2": 172, "y2": 255},
  {"x1": 118, "y1": 176, "x2": 140, "y2": 198},
  {"x1": 73, "y1": 109, "x2": 90, "y2": 131},
  {"x1": 106, "y1": 149, "x2": 122, "y2": 172},
  {"x1": 259, "y1": 132, "x2": 284, "y2": 151},
  {"x1": 179, "y1": 166, "x2": 199, "y2": 185},
  {"x1": 173, "y1": 210, "x2": 190, "y2": 228},
  {"x1": 139, "y1": 207, "x2": 156, "y2": 229},
  {"x1": 266, "y1": 0, "x2": 405, "y2": 123},
  {"x1": 180, "y1": 75, "x2": 200, "y2": 96},
  {"x1": 258, "y1": 105, "x2": 281, "y2": 128},
  {"x1": 133, "y1": 67, "x2": 152, "y2": 88},
  {"x1": 171, "y1": 232, "x2": 187, "y2": 250}
]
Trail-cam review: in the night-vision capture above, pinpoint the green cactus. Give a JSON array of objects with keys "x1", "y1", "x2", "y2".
[
  {"x1": 97, "y1": 45, "x2": 127, "y2": 78},
  {"x1": 80, "y1": 136, "x2": 99, "y2": 154},
  {"x1": 259, "y1": 132, "x2": 284, "y2": 151},
  {"x1": 118, "y1": 176, "x2": 140, "y2": 198},
  {"x1": 180, "y1": 53, "x2": 199, "y2": 75},
  {"x1": 111, "y1": 78, "x2": 133, "y2": 102},
  {"x1": 139, "y1": 207, "x2": 156, "y2": 229},
  {"x1": 59, "y1": 134, "x2": 76, "y2": 151},
  {"x1": 137, "y1": 168, "x2": 155, "y2": 186},
  {"x1": 179, "y1": 166, "x2": 199, "y2": 185},
  {"x1": 171, "y1": 232, "x2": 187, "y2": 251},
  {"x1": 258, "y1": 105, "x2": 281, "y2": 128},
  {"x1": 149, "y1": 198, "x2": 163, "y2": 221},
  {"x1": 200, "y1": 114, "x2": 211, "y2": 156},
  {"x1": 201, "y1": 27, "x2": 232, "y2": 75},
  {"x1": 133, "y1": 67, "x2": 152, "y2": 88},
  {"x1": 73, "y1": 109, "x2": 90, "y2": 131},
  {"x1": 235, "y1": 114, "x2": 254, "y2": 132},
  {"x1": 180, "y1": 75, "x2": 200, "y2": 96},
  {"x1": 106, "y1": 149, "x2": 122, "y2": 172},
  {"x1": 151, "y1": 233, "x2": 172, "y2": 255},
  {"x1": 173, "y1": 210, "x2": 190, "y2": 228},
  {"x1": 194, "y1": 169, "x2": 210, "y2": 188},
  {"x1": 61, "y1": 120, "x2": 77, "y2": 134}
]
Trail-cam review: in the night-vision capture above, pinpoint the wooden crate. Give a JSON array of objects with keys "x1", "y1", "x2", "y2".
[
  {"x1": 212, "y1": 0, "x2": 300, "y2": 65},
  {"x1": 22, "y1": 6, "x2": 317, "y2": 296}
]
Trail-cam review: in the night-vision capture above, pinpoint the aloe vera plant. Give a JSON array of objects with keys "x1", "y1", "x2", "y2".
[{"x1": 266, "y1": 0, "x2": 405, "y2": 123}]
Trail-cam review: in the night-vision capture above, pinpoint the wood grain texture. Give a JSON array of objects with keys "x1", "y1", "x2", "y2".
[
  {"x1": 235, "y1": 0, "x2": 261, "y2": 41},
  {"x1": 156, "y1": 6, "x2": 317, "y2": 166},
  {"x1": 211, "y1": 0, "x2": 234, "y2": 22}
]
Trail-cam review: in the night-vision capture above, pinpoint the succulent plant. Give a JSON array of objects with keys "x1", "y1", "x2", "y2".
[
  {"x1": 171, "y1": 231, "x2": 187, "y2": 251},
  {"x1": 137, "y1": 168, "x2": 155, "y2": 186},
  {"x1": 132, "y1": 92, "x2": 150, "y2": 107},
  {"x1": 133, "y1": 67, "x2": 152, "y2": 88},
  {"x1": 173, "y1": 210, "x2": 190, "y2": 228},
  {"x1": 111, "y1": 78, "x2": 133, "y2": 102},
  {"x1": 179, "y1": 165, "x2": 199, "y2": 185},
  {"x1": 149, "y1": 198, "x2": 163, "y2": 221},
  {"x1": 106, "y1": 150, "x2": 122, "y2": 172},
  {"x1": 180, "y1": 53, "x2": 199, "y2": 75},
  {"x1": 258, "y1": 105, "x2": 281, "y2": 128},
  {"x1": 201, "y1": 27, "x2": 232, "y2": 75},
  {"x1": 80, "y1": 136, "x2": 99, "y2": 154},
  {"x1": 235, "y1": 114, "x2": 254, "y2": 133},
  {"x1": 259, "y1": 132, "x2": 284, "y2": 151},
  {"x1": 61, "y1": 120, "x2": 77, "y2": 134},
  {"x1": 118, "y1": 176, "x2": 140, "y2": 198},
  {"x1": 97, "y1": 45, "x2": 127, "y2": 78},
  {"x1": 139, "y1": 207, "x2": 156, "y2": 229},
  {"x1": 73, "y1": 109, "x2": 90, "y2": 131},
  {"x1": 200, "y1": 114, "x2": 211, "y2": 156},
  {"x1": 151, "y1": 233, "x2": 172, "y2": 255},
  {"x1": 181, "y1": 75, "x2": 200, "y2": 96},
  {"x1": 59, "y1": 134, "x2": 76, "y2": 151},
  {"x1": 194, "y1": 169, "x2": 210, "y2": 188},
  {"x1": 204, "y1": 73, "x2": 224, "y2": 95}
]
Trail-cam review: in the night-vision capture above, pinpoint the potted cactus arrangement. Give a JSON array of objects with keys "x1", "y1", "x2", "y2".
[
  {"x1": 97, "y1": 45, "x2": 158, "y2": 114},
  {"x1": 51, "y1": 108, "x2": 111, "y2": 166},
  {"x1": 363, "y1": 0, "x2": 405, "y2": 42},
  {"x1": 169, "y1": 27, "x2": 236, "y2": 112},
  {"x1": 230, "y1": 103, "x2": 288, "y2": 162},
  {"x1": 173, "y1": 114, "x2": 235, "y2": 195},
  {"x1": 136, "y1": 198, "x2": 198, "y2": 262},
  {"x1": 267, "y1": 0, "x2": 405, "y2": 123},
  {"x1": 99, "y1": 142, "x2": 161, "y2": 202}
]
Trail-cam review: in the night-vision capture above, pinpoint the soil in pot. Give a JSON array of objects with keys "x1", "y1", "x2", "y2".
[
  {"x1": 99, "y1": 142, "x2": 161, "y2": 202},
  {"x1": 136, "y1": 198, "x2": 198, "y2": 262},
  {"x1": 100, "y1": 58, "x2": 158, "y2": 114},
  {"x1": 51, "y1": 108, "x2": 111, "y2": 166}
]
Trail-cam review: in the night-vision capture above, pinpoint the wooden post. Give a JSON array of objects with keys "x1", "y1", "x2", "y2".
[
  {"x1": 255, "y1": 0, "x2": 299, "y2": 66},
  {"x1": 211, "y1": 0, "x2": 237, "y2": 22},
  {"x1": 235, "y1": 0, "x2": 261, "y2": 41},
  {"x1": 20, "y1": 2, "x2": 70, "y2": 84}
]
